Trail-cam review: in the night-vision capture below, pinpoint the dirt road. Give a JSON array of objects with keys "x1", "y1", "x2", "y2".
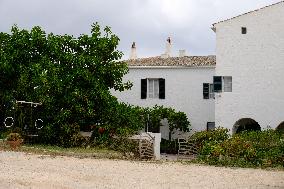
[{"x1": 0, "y1": 151, "x2": 283, "y2": 189}]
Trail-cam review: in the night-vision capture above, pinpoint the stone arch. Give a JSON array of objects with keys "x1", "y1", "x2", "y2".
[
  {"x1": 232, "y1": 118, "x2": 261, "y2": 134},
  {"x1": 276, "y1": 121, "x2": 284, "y2": 133}
]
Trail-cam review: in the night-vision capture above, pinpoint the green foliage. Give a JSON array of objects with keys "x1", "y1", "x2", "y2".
[
  {"x1": 95, "y1": 103, "x2": 191, "y2": 140},
  {"x1": 99, "y1": 99, "x2": 146, "y2": 137},
  {"x1": 0, "y1": 24, "x2": 191, "y2": 148},
  {"x1": 109, "y1": 138, "x2": 140, "y2": 158},
  {"x1": 190, "y1": 127, "x2": 229, "y2": 152},
  {"x1": 70, "y1": 133, "x2": 88, "y2": 148},
  {"x1": 0, "y1": 23, "x2": 131, "y2": 134},
  {"x1": 144, "y1": 105, "x2": 191, "y2": 133},
  {"x1": 0, "y1": 127, "x2": 24, "y2": 140},
  {"x1": 38, "y1": 124, "x2": 59, "y2": 145},
  {"x1": 58, "y1": 123, "x2": 87, "y2": 147},
  {"x1": 195, "y1": 129, "x2": 284, "y2": 168}
]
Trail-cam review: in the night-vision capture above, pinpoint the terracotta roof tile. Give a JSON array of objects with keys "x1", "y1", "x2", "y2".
[{"x1": 126, "y1": 56, "x2": 216, "y2": 67}]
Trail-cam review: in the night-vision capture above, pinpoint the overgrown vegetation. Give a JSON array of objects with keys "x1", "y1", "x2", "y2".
[
  {"x1": 0, "y1": 24, "x2": 191, "y2": 154},
  {"x1": 0, "y1": 23, "x2": 132, "y2": 141},
  {"x1": 191, "y1": 128, "x2": 284, "y2": 168}
]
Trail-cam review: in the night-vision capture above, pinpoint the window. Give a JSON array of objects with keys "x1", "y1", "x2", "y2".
[
  {"x1": 213, "y1": 76, "x2": 222, "y2": 92},
  {"x1": 148, "y1": 79, "x2": 159, "y2": 98},
  {"x1": 241, "y1": 27, "x2": 247, "y2": 34},
  {"x1": 213, "y1": 76, "x2": 232, "y2": 93},
  {"x1": 223, "y1": 76, "x2": 232, "y2": 92},
  {"x1": 203, "y1": 83, "x2": 214, "y2": 99},
  {"x1": 209, "y1": 84, "x2": 214, "y2": 98},
  {"x1": 141, "y1": 78, "x2": 165, "y2": 99},
  {"x1": 207, "y1": 122, "x2": 215, "y2": 131}
]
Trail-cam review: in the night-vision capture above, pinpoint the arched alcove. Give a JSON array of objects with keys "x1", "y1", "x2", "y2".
[
  {"x1": 232, "y1": 118, "x2": 261, "y2": 134},
  {"x1": 276, "y1": 121, "x2": 284, "y2": 133}
]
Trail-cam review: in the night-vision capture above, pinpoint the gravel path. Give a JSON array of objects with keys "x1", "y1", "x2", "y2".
[{"x1": 0, "y1": 151, "x2": 283, "y2": 189}]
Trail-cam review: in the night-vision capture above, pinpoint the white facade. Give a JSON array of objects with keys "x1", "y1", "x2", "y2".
[
  {"x1": 213, "y1": 2, "x2": 284, "y2": 132},
  {"x1": 113, "y1": 66, "x2": 215, "y2": 139}
]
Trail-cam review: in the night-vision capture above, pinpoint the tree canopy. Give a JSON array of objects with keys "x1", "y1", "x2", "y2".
[{"x1": 0, "y1": 23, "x2": 131, "y2": 128}]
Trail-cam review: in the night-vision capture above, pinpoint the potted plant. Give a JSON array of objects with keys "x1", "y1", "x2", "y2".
[{"x1": 6, "y1": 133, "x2": 23, "y2": 149}]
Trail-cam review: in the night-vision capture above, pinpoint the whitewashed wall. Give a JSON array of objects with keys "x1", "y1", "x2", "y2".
[
  {"x1": 214, "y1": 2, "x2": 284, "y2": 132},
  {"x1": 112, "y1": 66, "x2": 215, "y2": 139}
]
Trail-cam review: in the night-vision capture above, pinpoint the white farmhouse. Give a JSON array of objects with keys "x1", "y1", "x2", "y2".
[
  {"x1": 212, "y1": 1, "x2": 284, "y2": 133},
  {"x1": 113, "y1": 41, "x2": 216, "y2": 139},
  {"x1": 115, "y1": 1, "x2": 284, "y2": 136}
]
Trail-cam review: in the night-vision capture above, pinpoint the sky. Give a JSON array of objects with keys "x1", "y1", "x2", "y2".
[{"x1": 0, "y1": 0, "x2": 280, "y2": 59}]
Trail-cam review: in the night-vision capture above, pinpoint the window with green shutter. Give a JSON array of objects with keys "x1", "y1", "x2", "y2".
[{"x1": 213, "y1": 76, "x2": 222, "y2": 92}]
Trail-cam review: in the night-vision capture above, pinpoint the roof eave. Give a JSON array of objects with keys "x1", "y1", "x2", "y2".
[{"x1": 128, "y1": 65, "x2": 216, "y2": 69}]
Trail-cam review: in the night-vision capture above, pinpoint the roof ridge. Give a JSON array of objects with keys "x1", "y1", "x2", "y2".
[
  {"x1": 212, "y1": 1, "x2": 284, "y2": 27},
  {"x1": 126, "y1": 55, "x2": 216, "y2": 62},
  {"x1": 126, "y1": 55, "x2": 216, "y2": 67}
]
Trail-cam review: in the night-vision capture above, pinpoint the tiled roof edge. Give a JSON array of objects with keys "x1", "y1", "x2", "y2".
[{"x1": 125, "y1": 55, "x2": 216, "y2": 67}]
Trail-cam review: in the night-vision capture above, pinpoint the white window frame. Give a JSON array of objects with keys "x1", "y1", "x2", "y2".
[
  {"x1": 209, "y1": 84, "x2": 215, "y2": 98},
  {"x1": 147, "y1": 78, "x2": 159, "y2": 99}
]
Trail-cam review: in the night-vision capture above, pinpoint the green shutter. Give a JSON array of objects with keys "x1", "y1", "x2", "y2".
[{"x1": 213, "y1": 76, "x2": 222, "y2": 92}]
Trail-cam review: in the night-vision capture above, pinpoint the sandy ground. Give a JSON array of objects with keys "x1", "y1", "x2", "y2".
[{"x1": 0, "y1": 152, "x2": 283, "y2": 189}]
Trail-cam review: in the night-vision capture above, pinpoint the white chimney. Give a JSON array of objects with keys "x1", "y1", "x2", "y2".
[
  {"x1": 165, "y1": 37, "x2": 172, "y2": 58},
  {"x1": 179, "y1": 50, "x2": 186, "y2": 57},
  {"x1": 129, "y1": 42, "x2": 137, "y2": 60}
]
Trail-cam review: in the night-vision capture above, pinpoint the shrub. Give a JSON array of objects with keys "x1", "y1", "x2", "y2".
[
  {"x1": 190, "y1": 127, "x2": 229, "y2": 152},
  {"x1": 5, "y1": 132, "x2": 24, "y2": 149},
  {"x1": 38, "y1": 124, "x2": 59, "y2": 145},
  {"x1": 91, "y1": 124, "x2": 113, "y2": 145},
  {"x1": 6, "y1": 133, "x2": 22, "y2": 141},
  {"x1": 109, "y1": 137, "x2": 140, "y2": 158},
  {"x1": 145, "y1": 105, "x2": 191, "y2": 134},
  {"x1": 196, "y1": 129, "x2": 284, "y2": 168},
  {"x1": 58, "y1": 123, "x2": 87, "y2": 147},
  {"x1": 70, "y1": 133, "x2": 88, "y2": 147}
]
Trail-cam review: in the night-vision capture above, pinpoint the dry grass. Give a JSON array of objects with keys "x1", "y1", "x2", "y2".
[{"x1": 0, "y1": 140, "x2": 124, "y2": 160}]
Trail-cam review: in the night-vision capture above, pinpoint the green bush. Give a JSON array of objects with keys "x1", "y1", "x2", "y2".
[
  {"x1": 196, "y1": 129, "x2": 284, "y2": 168},
  {"x1": 145, "y1": 105, "x2": 191, "y2": 134},
  {"x1": 70, "y1": 133, "x2": 88, "y2": 147},
  {"x1": 38, "y1": 124, "x2": 59, "y2": 145},
  {"x1": 58, "y1": 123, "x2": 87, "y2": 147},
  {"x1": 190, "y1": 127, "x2": 229, "y2": 152},
  {"x1": 109, "y1": 137, "x2": 140, "y2": 158},
  {"x1": 0, "y1": 127, "x2": 24, "y2": 140}
]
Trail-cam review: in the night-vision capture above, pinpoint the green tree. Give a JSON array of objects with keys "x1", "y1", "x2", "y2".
[{"x1": 0, "y1": 24, "x2": 131, "y2": 139}]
